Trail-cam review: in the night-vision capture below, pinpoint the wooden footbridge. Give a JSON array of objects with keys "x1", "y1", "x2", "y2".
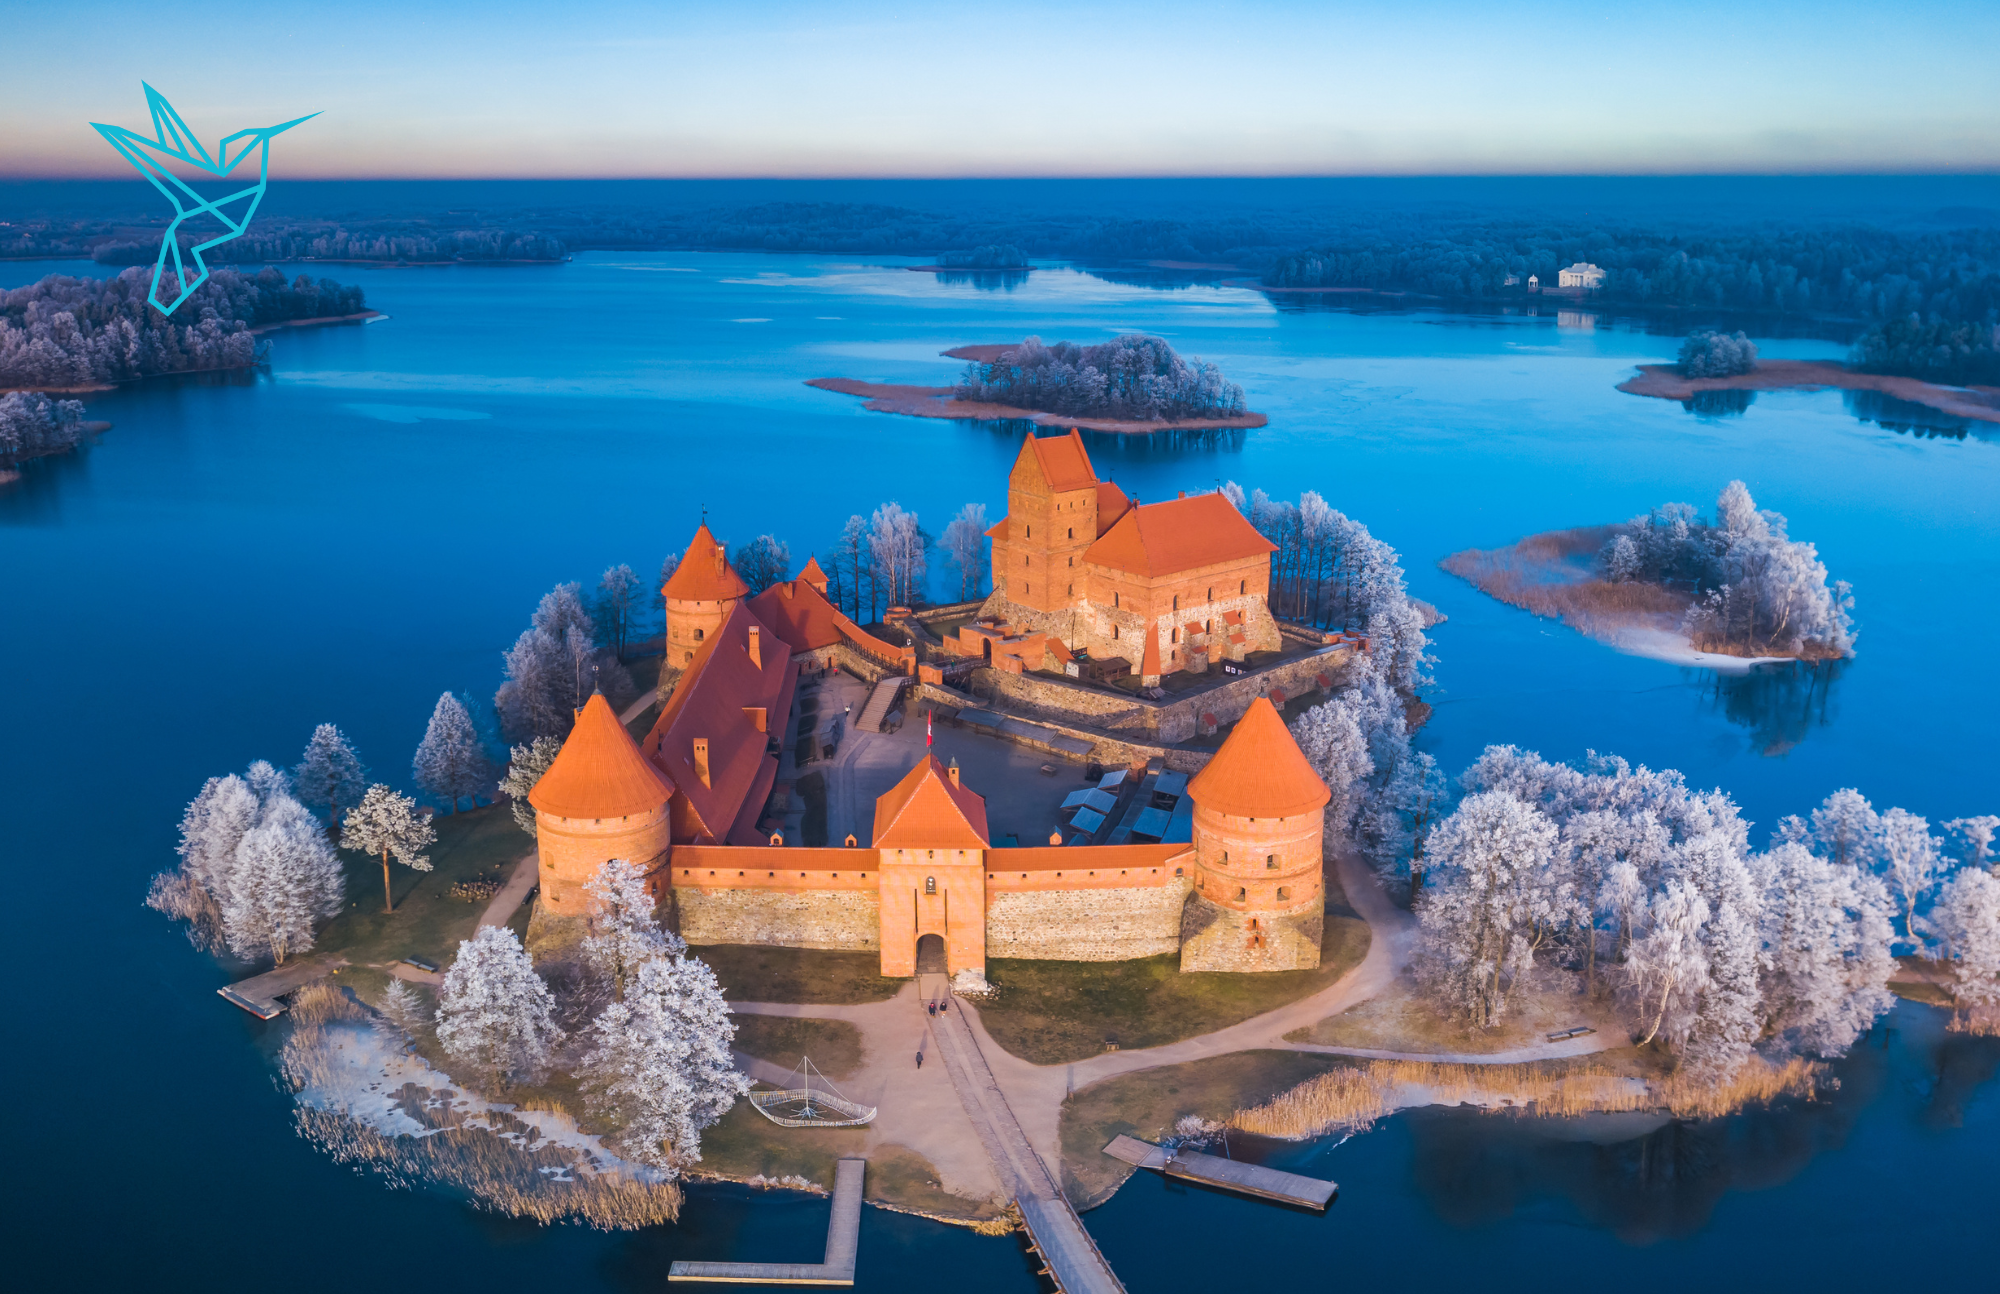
[
  {"x1": 928, "y1": 995, "x2": 1128, "y2": 1294},
  {"x1": 669, "y1": 1156, "x2": 866, "y2": 1285}
]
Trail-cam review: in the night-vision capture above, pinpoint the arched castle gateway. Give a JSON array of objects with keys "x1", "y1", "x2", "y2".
[{"x1": 528, "y1": 677, "x2": 1330, "y2": 977}]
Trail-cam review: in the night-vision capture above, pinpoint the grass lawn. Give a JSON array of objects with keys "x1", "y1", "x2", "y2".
[
  {"x1": 864, "y1": 1143, "x2": 1004, "y2": 1220},
  {"x1": 978, "y1": 915, "x2": 1370, "y2": 1065},
  {"x1": 695, "y1": 1094, "x2": 867, "y2": 1186},
  {"x1": 699, "y1": 944, "x2": 904, "y2": 1005},
  {"x1": 1058, "y1": 1050, "x2": 1344, "y2": 1207},
  {"x1": 315, "y1": 802, "x2": 531, "y2": 971},
  {"x1": 731, "y1": 1016, "x2": 866, "y2": 1079},
  {"x1": 1285, "y1": 973, "x2": 1614, "y2": 1054}
]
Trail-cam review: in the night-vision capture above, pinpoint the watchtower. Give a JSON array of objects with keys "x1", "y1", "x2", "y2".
[
  {"x1": 1179, "y1": 697, "x2": 1330, "y2": 972},
  {"x1": 663, "y1": 523, "x2": 749, "y2": 667},
  {"x1": 989, "y1": 430, "x2": 1102, "y2": 613},
  {"x1": 528, "y1": 691, "x2": 675, "y2": 916}
]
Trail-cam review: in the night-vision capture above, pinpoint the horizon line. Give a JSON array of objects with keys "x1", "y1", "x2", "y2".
[{"x1": 8, "y1": 168, "x2": 2000, "y2": 184}]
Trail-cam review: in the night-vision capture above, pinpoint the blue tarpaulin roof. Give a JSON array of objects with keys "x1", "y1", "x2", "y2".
[
  {"x1": 1097, "y1": 769, "x2": 1128, "y2": 788},
  {"x1": 1069, "y1": 807, "x2": 1106, "y2": 834},
  {"x1": 959, "y1": 709, "x2": 1005, "y2": 731},
  {"x1": 1164, "y1": 798, "x2": 1195, "y2": 843},
  {"x1": 1130, "y1": 806, "x2": 1172, "y2": 839},
  {"x1": 1154, "y1": 771, "x2": 1189, "y2": 798}
]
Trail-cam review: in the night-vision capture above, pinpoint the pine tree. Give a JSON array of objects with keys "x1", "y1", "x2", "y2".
[
  {"x1": 498, "y1": 735, "x2": 564, "y2": 835},
  {"x1": 341, "y1": 784, "x2": 437, "y2": 912},
  {"x1": 293, "y1": 724, "x2": 366, "y2": 825},
  {"x1": 413, "y1": 692, "x2": 490, "y2": 813},
  {"x1": 147, "y1": 772, "x2": 260, "y2": 952},
  {"x1": 222, "y1": 795, "x2": 346, "y2": 965},
  {"x1": 579, "y1": 954, "x2": 748, "y2": 1174},
  {"x1": 377, "y1": 977, "x2": 431, "y2": 1038},
  {"x1": 436, "y1": 925, "x2": 563, "y2": 1091}
]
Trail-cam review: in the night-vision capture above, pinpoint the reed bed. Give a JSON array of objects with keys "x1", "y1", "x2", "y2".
[
  {"x1": 1441, "y1": 541, "x2": 1692, "y2": 642},
  {"x1": 281, "y1": 982, "x2": 680, "y2": 1228},
  {"x1": 1230, "y1": 1057, "x2": 1822, "y2": 1141}
]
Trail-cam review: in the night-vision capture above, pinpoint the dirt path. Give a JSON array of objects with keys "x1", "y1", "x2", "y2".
[{"x1": 477, "y1": 850, "x2": 539, "y2": 929}]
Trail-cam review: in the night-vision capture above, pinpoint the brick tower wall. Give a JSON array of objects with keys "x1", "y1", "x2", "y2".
[
  {"x1": 534, "y1": 806, "x2": 672, "y2": 916},
  {"x1": 1178, "y1": 799, "x2": 1324, "y2": 972},
  {"x1": 665, "y1": 596, "x2": 735, "y2": 668}
]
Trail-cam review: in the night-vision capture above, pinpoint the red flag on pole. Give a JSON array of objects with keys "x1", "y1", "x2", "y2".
[{"x1": 927, "y1": 707, "x2": 933, "y2": 748}]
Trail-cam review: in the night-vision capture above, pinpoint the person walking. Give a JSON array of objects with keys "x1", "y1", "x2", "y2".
[{"x1": 915, "y1": 1051, "x2": 924, "y2": 1070}]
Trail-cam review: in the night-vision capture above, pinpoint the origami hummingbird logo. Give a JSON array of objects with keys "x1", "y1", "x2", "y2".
[{"x1": 92, "y1": 84, "x2": 317, "y2": 317}]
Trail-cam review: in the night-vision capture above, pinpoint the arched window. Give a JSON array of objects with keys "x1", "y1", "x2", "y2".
[
  {"x1": 1068, "y1": 527, "x2": 1073, "y2": 538},
  {"x1": 925, "y1": 876, "x2": 936, "y2": 894},
  {"x1": 1237, "y1": 886, "x2": 1247, "y2": 901}
]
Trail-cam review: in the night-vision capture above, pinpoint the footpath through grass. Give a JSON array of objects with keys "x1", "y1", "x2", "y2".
[
  {"x1": 315, "y1": 802, "x2": 530, "y2": 971},
  {"x1": 978, "y1": 915, "x2": 1370, "y2": 1065}
]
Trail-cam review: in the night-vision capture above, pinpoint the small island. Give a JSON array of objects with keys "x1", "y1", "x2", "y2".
[
  {"x1": 1443, "y1": 480, "x2": 1856, "y2": 666},
  {"x1": 1618, "y1": 327, "x2": 2000, "y2": 425},
  {"x1": 809, "y1": 334, "x2": 1268, "y2": 434}
]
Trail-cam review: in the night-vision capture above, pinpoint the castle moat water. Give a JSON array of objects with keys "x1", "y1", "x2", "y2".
[{"x1": 4, "y1": 253, "x2": 1995, "y2": 1290}]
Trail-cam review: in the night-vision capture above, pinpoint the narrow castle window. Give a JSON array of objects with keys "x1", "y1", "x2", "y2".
[
  {"x1": 925, "y1": 876, "x2": 936, "y2": 894},
  {"x1": 694, "y1": 628, "x2": 704, "y2": 641},
  {"x1": 1267, "y1": 854, "x2": 1278, "y2": 868},
  {"x1": 1113, "y1": 592, "x2": 1120, "y2": 608},
  {"x1": 1172, "y1": 595, "x2": 1179, "y2": 610},
  {"x1": 1222, "y1": 850, "x2": 1229, "y2": 862},
  {"x1": 1240, "y1": 580, "x2": 1247, "y2": 594},
  {"x1": 1277, "y1": 887, "x2": 1290, "y2": 901},
  {"x1": 1068, "y1": 527, "x2": 1073, "y2": 538},
  {"x1": 1112, "y1": 625, "x2": 1119, "y2": 639},
  {"x1": 1237, "y1": 887, "x2": 1247, "y2": 900},
  {"x1": 1026, "y1": 525, "x2": 1031, "y2": 537}
]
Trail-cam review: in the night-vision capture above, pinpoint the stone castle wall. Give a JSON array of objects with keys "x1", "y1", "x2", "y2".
[
  {"x1": 985, "y1": 880, "x2": 1193, "y2": 961},
  {"x1": 1179, "y1": 893, "x2": 1324, "y2": 972},
  {"x1": 675, "y1": 888, "x2": 882, "y2": 951}
]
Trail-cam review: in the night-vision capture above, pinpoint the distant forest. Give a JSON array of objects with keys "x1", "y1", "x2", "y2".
[
  {"x1": 0, "y1": 267, "x2": 366, "y2": 388},
  {"x1": 7, "y1": 186, "x2": 1997, "y2": 382}
]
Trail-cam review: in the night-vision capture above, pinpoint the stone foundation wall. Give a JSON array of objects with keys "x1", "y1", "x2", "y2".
[
  {"x1": 1178, "y1": 893, "x2": 1324, "y2": 972},
  {"x1": 985, "y1": 882, "x2": 1193, "y2": 961},
  {"x1": 967, "y1": 645, "x2": 1356, "y2": 744},
  {"x1": 675, "y1": 887, "x2": 882, "y2": 951}
]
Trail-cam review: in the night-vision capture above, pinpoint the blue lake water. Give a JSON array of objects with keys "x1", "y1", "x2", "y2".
[{"x1": 4, "y1": 253, "x2": 1995, "y2": 1288}]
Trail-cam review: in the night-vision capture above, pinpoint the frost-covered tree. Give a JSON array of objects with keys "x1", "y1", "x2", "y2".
[
  {"x1": 1414, "y1": 790, "x2": 1566, "y2": 1028},
  {"x1": 498, "y1": 735, "x2": 563, "y2": 835},
  {"x1": 533, "y1": 581, "x2": 595, "y2": 645},
  {"x1": 1928, "y1": 867, "x2": 2000, "y2": 1012},
  {"x1": 436, "y1": 925, "x2": 563, "y2": 1090},
  {"x1": 940, "y1": 502, "x2": 990, "y2": 601},
  {"x1": 413, "y1": 692, "x2": 491, "y2": 813},
  {"x1": 1292, "y1": 696, "x2": 1372, "y2": 842},
  {"x1": 581, "y1": 859, "x2": 686, "y2": 1000},
  {"x1": 223, "y1": 795, "x2": 345, "y2": 965},
  {"x1": 1809, "y1": 788, "x2": 1882, "y2": 869},
  {"x1": 1621, "y1": 881, "x2": 1712, "y2": 1049},
  {"x1": 1945, "y1": 815, "x2": 1999, "y2": 871},
  {"x1": 579, "y1": 954, "x2": 749, "y2": 1174},
  {"x1": 594, "y1": 563, "x2": 645, "y2": 662},
  {"x1": 834, "y1": 514, "x2": 875, "y2": 620},
  {"x1": 868, "y1": 502, "x2": 927, "y2": 608},
  {"x1": 293, "y1": 723, "x2": 366, "y2": 825},
  {"x1": 497, "y1": 583, "x2": 634, "y2": 742},
  {"x1": 340, "y1": 784, "x2": 436, "y2": 913},
  {"x1": 954, "y1": 334, "x2": 1245, "y2": 422},
  {"x1": 376, "y1": 977, "x2": 431, "y2": 1037},
  {"x1": 1879, "y1": 807, "x2": 1944, "y2": 950},
  {"x1": 146, "y1": 772, "x2": 262, "y2": 952},
  {"x1": 1677, "y1": 329, "x2": 1759, "y2": 378},
  {"x1": 730, "y1": 535, "x2": 792, "y2": 596},
  {"x1": 1753, "y1": 841, "x2": 1897, "y2": 1057}
]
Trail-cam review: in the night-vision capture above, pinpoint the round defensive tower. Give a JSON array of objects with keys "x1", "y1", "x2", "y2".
[
  {"x1": 1180, "y1": 696, "x2": 1330, "y2": 972},
  {"x1": 528, "y1": 692, "x2": 675, "y2": 928},
  {"x1": 662, "y1": 523, "x2": 749, "y2": 668}
]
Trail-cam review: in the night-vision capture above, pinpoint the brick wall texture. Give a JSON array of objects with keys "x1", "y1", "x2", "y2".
[
  {"x1": 1178, "y1": 893, "x2": 1325, "y2": 972},
  {"x1": 985, "y1": 880, "x2": 1194, "y2": 961}
]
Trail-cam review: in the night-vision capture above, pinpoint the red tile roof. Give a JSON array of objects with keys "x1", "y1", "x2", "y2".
[
  {"x1": 747, "y1": 576, "x2": 909, "y2": 663},
  {"x1": 662, "y1": 523, "x2": 750, "y2": 601},
  {"x1": 1095, "y1": 481, "x2": 1132, "y2": 534},
  {"x1": 642, "y1": 601, "x2": 796, "y2": 844},
  {"x1": 1020, "y1": 428, "x2": 1098, "y2": 492},
  {"x1": 528, "y1": 693, "x2": 673, "y2": 819},
  {"x1": 1083, "y1": 493, "x2": 1275, "y2": 579},
  {"x1": 872, "y1": 755, "x2": 990, "y2": 849},
  {"x1": 798, "y1": 555, "x2": 830, "y2": 593},
  {"x1": 673, "y1": 845, "x2": 868, "y2": 872},
  {"x1": 1187, "y1": 697, "x2": 1330, "y2": 818}
]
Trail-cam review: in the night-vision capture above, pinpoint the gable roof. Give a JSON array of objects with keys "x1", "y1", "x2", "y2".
[
  {"x1": 1187, "y1": 697, "x2": 1330, "y2": 819},
  {"x1": 1095, "y1": 480, "x2": 1133, "y2": 534},
  {"x1": 798, "y1": 555, "x2": 830, "y2": 593},
  {"x1": 662, "y1": 523, "x2": 750, "y2": 602},
  {"x1": 1015, "y1": 428, "x2": 1098, "y2": 493},
  {"x1": 872, "y1": 755, "x2": 990, "y2": 849},
  {"x1": 1083, "y1": 492, "x2": 1276, "y2": 579},
  {"x1": 528, "y1": 692, "x2": 673, "y2": 819},
  {"x1": 642, "y1": 601, "x2": 796, "y2": 844}
]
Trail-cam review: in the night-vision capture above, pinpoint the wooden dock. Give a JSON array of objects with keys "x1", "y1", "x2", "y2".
[
  {"x1": 669, "y1": 1157, "x2": 865, "y2": 1285},
  {"x1": 1103, "y1": 1135, "x2": 1337, "y2": 1211},
  {"x1": 216, "y1": 954, "x2": 347, "y2": 1018}
]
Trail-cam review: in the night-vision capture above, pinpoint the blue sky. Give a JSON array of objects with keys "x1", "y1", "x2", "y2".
[{"x1": 5, "y1": 0, "x2": 1997, "y2": 177}]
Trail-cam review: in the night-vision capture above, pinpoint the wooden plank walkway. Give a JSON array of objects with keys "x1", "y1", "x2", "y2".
[
  {"x1": 929, "y1": 998, "x2": 1126, "y2": 1294},
  {"x1": 217, "y1": 954, "x2": 347, "y2": 1018},
  {"x1": 1103, "y1": 1135, "x2": 1337, "y2": 1211},
  {"x1": 669, "y1": 1157, "x2": 865, "y2": 1285},
  {"x1": 856, "y1": 676, "x2": 909, "y2": 734}
]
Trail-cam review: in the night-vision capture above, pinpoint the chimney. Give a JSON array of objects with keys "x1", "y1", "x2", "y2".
[
  {"x1": 948, "y1": 759, "x2": 960, "y2": 788},
  {"x1": 742, "y1": 706, "x2": 766, "y2": 733},
  {"x1": 692, "y1": 738, "x2": 710, "y2": 788},
  {"x1": 1178, "y1": 490, "x2": 1186, "y2": 499},
  {"x1": 748, "y1": 625, "x2": 762, "y2": 669}
]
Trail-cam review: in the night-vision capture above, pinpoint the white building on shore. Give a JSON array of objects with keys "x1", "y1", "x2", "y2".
[{"x1": 1558, "y1": 262, "x2": 1607, "y2": 289}]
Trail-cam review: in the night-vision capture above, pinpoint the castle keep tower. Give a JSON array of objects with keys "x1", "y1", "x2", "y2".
[
  {"x1": 1179, "y1": 697, "x2": 1330, "y2": 972},
  {"x1": 662, "y1": 523, "x2": 749, "y2": 667},
  {"x1": 988, "y1": 429, "x2": 1108, "y2": 614},
  {"x1": 528, "y1": 691, "x2": 674, "y2": 916},
  {"x1": 873, "y1": 755, "x2": 989, "y2": 980}
]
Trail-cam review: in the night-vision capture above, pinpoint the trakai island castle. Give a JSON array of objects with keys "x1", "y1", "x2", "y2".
[{"x1": 528, "y1": 431, "x2": 1339, "y2": 982}]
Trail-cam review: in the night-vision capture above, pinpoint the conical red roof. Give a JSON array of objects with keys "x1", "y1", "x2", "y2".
[
  {"x1": 662, "y1": 524, "x2": 749, "y2": 601},
  {"x1": 528, "y1": 693, "x2": 673, "y2": 819},
  {"x1": 1187, "y1": 697, "x2": 1329, "y2": 818}
]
